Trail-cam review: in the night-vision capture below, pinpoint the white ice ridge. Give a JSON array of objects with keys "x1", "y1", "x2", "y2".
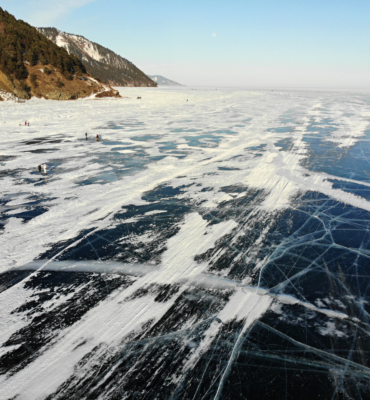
[
  {"x1": 15, "y1": 260, "x2": 157, "y2": 276},
  {"x1": 15, "y1": 259, "x2": 355, "y2": 322}
]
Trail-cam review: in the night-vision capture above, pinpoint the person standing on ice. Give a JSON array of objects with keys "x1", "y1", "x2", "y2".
[
  {"x1": 95, "y1": 134, "x2": 100, "y2": 141},
  {"x1": 85, "y1": 132, "x2": 88, "y2": 141},
  {"x1": 43, "y1": 163, "x2": 47, "y2": 175},
  {"x1": 25, "y1": 121, "x2": 27, "y2": 126},
  {"x1": 38, "y1": 165, "x2": 42, "y2": 175}
]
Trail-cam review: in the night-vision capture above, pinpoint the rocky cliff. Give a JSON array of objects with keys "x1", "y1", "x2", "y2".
[
  {"x1": 38, "y1": 28, "x2": 157, "y2": 88},
  {"x1": 0, "y1": 8, "x2": 120, "y2": 100}
]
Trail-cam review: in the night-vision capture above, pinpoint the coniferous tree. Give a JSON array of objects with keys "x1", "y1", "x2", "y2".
[
  {"x1": 55, "y1": 78, "x2": 64, "y2": 88},
  {"x1": 29, "y1": 73, "x2": 37, "y2": 87}
]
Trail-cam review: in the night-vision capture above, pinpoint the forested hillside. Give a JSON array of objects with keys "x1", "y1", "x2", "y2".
[{"x1": 0, "y1": 8, "x2": 119, "y2": 100}]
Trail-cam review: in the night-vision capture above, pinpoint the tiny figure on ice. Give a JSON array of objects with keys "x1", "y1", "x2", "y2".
[
  {"x1": 38, "y1": 165, "x2": 42, "y2": 175},
  {"x1": 42, "y1": 163, "x2": 47, "y2": 175}
]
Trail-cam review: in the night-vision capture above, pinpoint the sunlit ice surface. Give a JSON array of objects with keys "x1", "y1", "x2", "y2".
[{"x1": 1, "y1": 87, "x2": 370, "y2": 399}]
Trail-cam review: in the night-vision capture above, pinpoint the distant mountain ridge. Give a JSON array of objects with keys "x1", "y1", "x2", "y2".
[
  {"x1": 38, "y1": 28, "x2": 157, "y2": 87},
  {"x1": 0, "y1": 8, "x2": 119, "y2": 100},
  {"x1": 148, "y1": 75, "x2": 183, "y2": 86}
]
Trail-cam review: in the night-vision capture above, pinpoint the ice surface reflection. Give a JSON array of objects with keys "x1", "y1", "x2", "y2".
[{"x1": 1, "y1": 88, "x2": 370, "y2": 399}]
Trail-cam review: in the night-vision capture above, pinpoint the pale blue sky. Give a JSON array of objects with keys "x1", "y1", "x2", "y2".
[{"x1": 2, "y1": 0, "x2": 370, "y2": 88}]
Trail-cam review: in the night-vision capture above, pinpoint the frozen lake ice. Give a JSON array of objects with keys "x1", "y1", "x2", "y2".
[{"x1": 1, "y1": 87, "x2": 370, "y2": 399}]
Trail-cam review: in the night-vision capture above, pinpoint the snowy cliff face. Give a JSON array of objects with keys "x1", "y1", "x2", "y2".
[
  {"x1": 37, "y1": 27, "x2": 157, "y2": 87},
  {"x1": 148, "y1": 75, "x2": 183, "y2": 86}
]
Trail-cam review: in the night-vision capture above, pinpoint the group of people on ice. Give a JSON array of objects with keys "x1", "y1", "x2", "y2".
[
  {"x1": 32, "y1": 128, "x2": 103, "y2": 176},
  {"x1": 85, "y1": 132, "x2": 102, "y2": 141}
]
